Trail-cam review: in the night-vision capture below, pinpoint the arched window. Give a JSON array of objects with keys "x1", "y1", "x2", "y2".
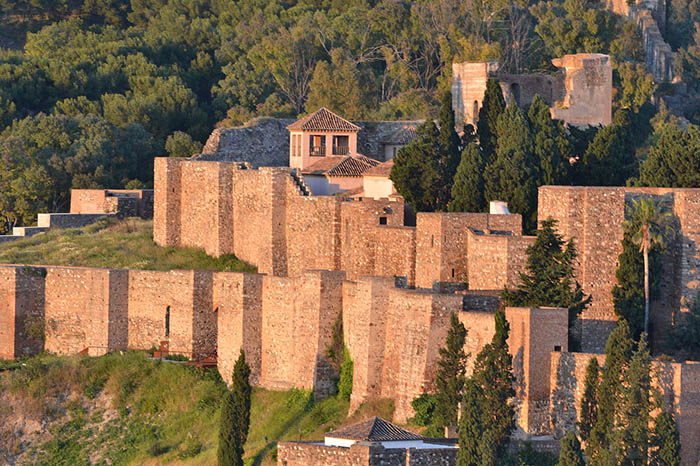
[
  {"x1": 473, "y1": 101, "x2": 479, "y2": 123},
  {"x1": 510, "y1": 83, "x2": 521, "y2": 106},
  {"x1": 165, "y1": 306, "x2": 171, "y2": 338}
]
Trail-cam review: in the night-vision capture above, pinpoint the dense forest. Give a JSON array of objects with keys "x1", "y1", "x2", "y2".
[{"x1": 0, "y1": 0, "x2": 699, "y2": 233}]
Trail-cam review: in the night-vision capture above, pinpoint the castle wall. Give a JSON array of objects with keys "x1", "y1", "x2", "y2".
[
  {"x1": 44, "y1": 267, "x2": 128, "y2": 357},
  {"x1": 214, "y1": 273, "x2": 263, "y2": 385},
  {"x1": 550, "y1": 54, "x2": 613, "y2": 127},
  {"x1": 549, "y1": 352, "x2": 700, "y2": 466},
  {"x1": 0, "y1": 267, "x2": 45, "y2": 359},
  {"x1": 466, "y1": 231, "x2": 534, "y2": 291},
  {"x1": 414, "y1": 213, "x2": 523, "y2": 289},
  {"x1": 127, "y1": 270, "x2": 215, "y2": 358},
  {"x1": 70, "y1": 189, "x2": 153, "y2": 219},
  {"x1": 539, "y1": 186, "x2": 700, "y2": 353}
]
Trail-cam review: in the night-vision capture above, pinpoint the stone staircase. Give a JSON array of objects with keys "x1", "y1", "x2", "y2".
[{"x1": 290, "y1": 169, "x2": 311, "y2": 196}]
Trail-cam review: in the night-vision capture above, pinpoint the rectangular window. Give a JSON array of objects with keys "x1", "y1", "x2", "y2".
[{"x1": 379, "y1": 216, "x2": 387, "y2": 225}]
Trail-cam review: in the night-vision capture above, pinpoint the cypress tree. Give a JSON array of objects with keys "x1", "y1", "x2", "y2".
[
  {"x1": 436, "y1": 90, "x2": 463, "y2": 208},
  {"x1": 457, "y1": 380, "x2": 482, "y2": 466},
  {"x1": 579, "y1": 357, "x2": 600, "y2": 443},
  {"x1": 477, "y1": 78, "x2": 505, "y2": 161},
  {"x1": 612, "y1": 233, "x2": 662, "y2": 341},
  {"x1": 434, "y1": 312, "x2": 469, "y2": 428},
  {"x1": 557, "y1": 432, "x2": 585, "y2": 466},
  {"x1": 651, "y1": 411, "x2": 681, "y2": 466},
  {"x1": 502, "y1": 217, "x2": 591, "y2": 349},
  {"x1": 614, "y1": 336, "x2": 654, "y2": 466},
  {"x1": 587, "y1": 320, "x2": 634, "y2": 463},
  {"x1": 449, "y1": 143, "x2": 486, "y2": 212},
  {"x1": 527, "y1": 94, "x2": 572, "y2": 186},
  {"x1": 218, "y1": 350, "x2": 252, "y2": 466},
  {"x1": 470, "y1": 310, "x2": 515, "y2": 461},
  {"x1": 484, "y1": 104, "x2": 539, "y2": 232}
]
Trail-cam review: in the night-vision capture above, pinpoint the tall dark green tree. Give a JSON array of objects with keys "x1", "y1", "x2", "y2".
[
  {"x1": 502, "y1": 218, "x2": 591, "y2": 349},
  {"x1": 436, "y1": 90, "x2": 463, "y2": 207},
  {"x1": 651, "y1": 411, "x2": 681, "y2": 466},
  {"x1": 390, "y1": 121, "x2": 441, "y2": 212},
  {"x1": 449, "y1": 143, "x2": 486, "y2": 212},
  {"x1": 557, "y1": 431, "x2": 585, "y2": 466},
  {"x1": 434, "y1": 312, "x2": 469, "y2": 428},
  {"x1": 457, "y1": 380, "x2": 482, "y2": 466},
  {"x1": 579, "y1": 109, "x2": 636, "y2": 186},
  {"x1": 218, "y1": 349, "x2": 252, "y2": 466},
  {"x1": 476, "y1": 78, "x2": 506, "y2": 161},
  {"x1": 527, "y1": 94, "x2": 572, "y2": 186},
  {"x1": 470, "y1": 310, "x2": 515, "y2": 463},
  {"x1": 484, "y1": 104, "x2": 539, "y2": 232},
  {"x1": 671, "y1": 292, "x2": 700, "y2": 359},
  {"x1": 587, "y1": 320, "x2": 634, "y2": 464},
  {"x1": 614, "y1": 336, "x2": 654, "y2": 465},
  {"x1": 612, "y1": 234, "x2": 662, "y2": 341},
  {"x1": 637, "y1": 123, "x2": 700, "y2": 188},
  {"x1": 579, "y1": 357, "x2": 600, "y2": 443}
]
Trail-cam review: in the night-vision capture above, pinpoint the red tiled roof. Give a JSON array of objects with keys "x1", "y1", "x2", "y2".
[
  {"x1": 326, "y1": 417, "x2": 423, "y2": 441},
  {"x1": 363, "y1": 159, "x2": 394, "y2": 177},
  {"x1": 286, "y1": 107, "x2": 361, "y2": 132},
  {"x1": 303, "y1": 154, "x2": 379, "y2": 177}
]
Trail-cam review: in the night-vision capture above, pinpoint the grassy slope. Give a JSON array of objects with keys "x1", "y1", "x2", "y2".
[
  {"x1": 0, "y1": 353, "x2": 395, "y2": 466},
  {"x1": 0, "y1": 218, "x2": 256, "y2": 273}
]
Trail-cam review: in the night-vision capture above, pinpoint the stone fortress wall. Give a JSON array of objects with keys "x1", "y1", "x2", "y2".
[{"x1": 451, "y1": 53, "x2": 613, "y2": 129}]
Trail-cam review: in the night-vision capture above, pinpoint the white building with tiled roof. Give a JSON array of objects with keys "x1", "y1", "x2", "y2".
[{"x1": 301, "y1": 154, "x2": 380, "y2": 195}]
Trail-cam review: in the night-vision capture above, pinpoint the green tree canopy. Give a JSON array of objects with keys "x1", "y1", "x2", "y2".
[
  {"x1": 434, "y1": 312, "x2": 468, "y2": 428},
  {"x1": 218, "y1": 349, "x2": 252, "y2": 466},
  {"x1": 449, "y1": 143, "x2": 486, "y2": 213}
]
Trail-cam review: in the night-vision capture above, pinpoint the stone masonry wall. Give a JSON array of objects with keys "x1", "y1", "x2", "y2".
[
  {"x1": 466, "y1": 230, "x2": 535, "y2": 291},
  {"x1": 539, "y1": 186, "x2": 700, "y2": 353},
  {"x1": 0, "y1": 266, "x2": 45, "y2": 359},
  {"x1": 549, "y1": 352, "x2": 700, "y2": 466},
  {"x1": 70, "y1": 189, "x2": 153, "y2": 219},
  {"x1": 155, "y1": 158, "x2": 522, "y2": 289}
]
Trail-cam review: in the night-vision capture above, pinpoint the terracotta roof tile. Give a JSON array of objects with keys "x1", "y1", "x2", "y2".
[
  {"x1": 363, "y1": 159, "x2": 394, "y2": 177},
  {"x1": 286, "y1": 107, "x2": 361, "y2": 132},
  {"x1": 303, "y1": 154, "x2": 379, "y2": 177},
  {"x1": 326, "y1": 417, "x2": 423, "y2": 442}
]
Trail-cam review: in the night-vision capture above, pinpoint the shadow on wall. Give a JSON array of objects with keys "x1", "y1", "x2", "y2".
[{"x1": 549, "y1": 352, "x2": 578, "y2": 439}]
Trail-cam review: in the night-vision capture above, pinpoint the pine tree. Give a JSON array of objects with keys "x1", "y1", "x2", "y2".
[
  {"x1": 527, "y1": 94, "x2": 572, "y2": 186},
  {"x1": 579, "y1": 357, "x2": 600, "y2": 443},
  {"x1": 612, "y1": 233, "x2": 662, "y2": 341},
  {"x1": 477, "y1": 78, "x2": 506, "y2": 161},
  {"x1": 557, "y1": 431, "x2": 585, "y2": 466},
  {"x1": 434, "y1": 312, "x2": 469, "y2": 428},
  {"x1": 470, "y1": 310, "x2": 515, "y2": 461},
  {"x1": 638, "y1": 122, "x2": 700, "y2": 188},
  {"x1": 457, "y1": 380, "x2": 482, "y2": 466},
  {"x1": 614, "y1": 336, "x2": 654, "y2": 465},
  {"x1": 218, "y1": 350, "x2": 252, "y2": 466},
  {"x1": 587, "y1": 321, "x2": 634, "y2": 464},
  {"x1": 651, "y1": 411, "x2": 681, "y2": 466},
  {"x1": 484, "y1": 104, "x2": 539, "y2": 233},
  {"x1": 449, "y1": 143, "x2": 486, "y2": 212},
  {"x1": 502, "y1": 217, "x2": 591, "y2": 349}
]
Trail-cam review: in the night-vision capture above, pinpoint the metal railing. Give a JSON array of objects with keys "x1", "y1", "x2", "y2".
[
  {"x1": 310, "y1": 145, "x2": 325, "y2": 156},
  {"x1": 333, "y1": 145, "x2": 350, "y2": 155}
]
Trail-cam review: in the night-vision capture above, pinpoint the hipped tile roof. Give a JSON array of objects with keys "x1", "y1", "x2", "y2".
[
  {"x1": 326, "y1": 417, "x2": 423, "y2": 442},
  {"x1": 286, "y1": 107, "x2": 361, "y2": 132},
  {"x1": 382, "y1": 125, "x2": 418, "y2": 145},
  {"x1": 303, "y1": 154, "x2": 379, "y2": 177},
  {"x1": 363, "y1": 158, "x2": 394, "y2": 177}
]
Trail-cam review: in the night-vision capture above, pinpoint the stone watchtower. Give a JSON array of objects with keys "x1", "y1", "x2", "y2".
[
  {"x1": 451, "y1": 53, "x2": 612, "y2": 129},
  {"x1": 286, "y1": 107, "x2": 361, "y2": 170}
]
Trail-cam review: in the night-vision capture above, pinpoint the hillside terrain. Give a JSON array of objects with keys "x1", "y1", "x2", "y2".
[
  {"x1": 0, "y1": 218, "x2": 255, "y2": 272},
  {"x1": 0, "y1": 352, "x2": 395, "y2": 466}
]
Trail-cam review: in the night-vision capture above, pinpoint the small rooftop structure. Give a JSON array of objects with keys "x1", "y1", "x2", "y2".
[
  {"x1": 362, "y1": 159, "x2": 399, "y2": 200},
  {"x1": 287, "y1": 108, "x2": 361, "y2": 170},
  {"x1": 489, "y1": 200, "x2": 510, "y2": 215},
  {"x1": 324, "y1": 417, "x2": 423, "y2": 446},
  {"x1": 302, "y1": 154, "x2": 379, "y2": 177}
]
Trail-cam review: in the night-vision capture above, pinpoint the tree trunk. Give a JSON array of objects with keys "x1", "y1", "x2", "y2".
[{"x1": 644, "y1": 242, "x2": 650, "y2": 336}]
